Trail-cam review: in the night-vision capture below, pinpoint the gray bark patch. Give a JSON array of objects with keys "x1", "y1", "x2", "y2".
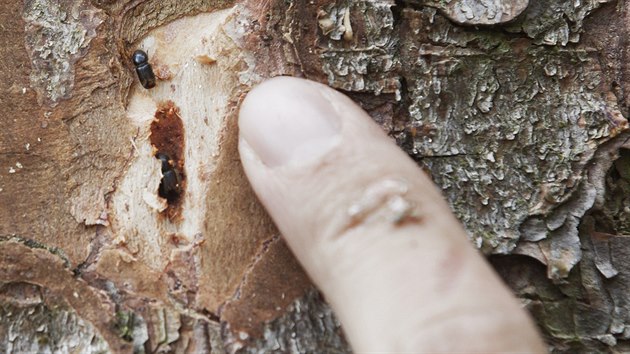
[{"x1": 23, "y1": 0, "x2": 103, "y2": 106}]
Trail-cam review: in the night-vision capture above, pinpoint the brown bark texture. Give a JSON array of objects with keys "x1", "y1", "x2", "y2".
[{"x1": 1, "y1": 0, "x2": 629, "y2": 353}]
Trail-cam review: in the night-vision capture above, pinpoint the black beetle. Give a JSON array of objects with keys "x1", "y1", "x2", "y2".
[
  {"x1": 132, "y1": 50, "x2": 156, "y2": 89},
  {"x1": 156, "y1": 153, "x2": 181, "y2": 202}
]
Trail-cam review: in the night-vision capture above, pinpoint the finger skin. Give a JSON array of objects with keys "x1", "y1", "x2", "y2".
[{"x1": 238, "y1": 77, "x2": 546, "y2": 353}]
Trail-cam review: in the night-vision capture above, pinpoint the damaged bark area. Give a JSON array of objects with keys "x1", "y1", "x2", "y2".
[
  {"x1": 3, "y1": 0, "x2": 630, "y2": 352},
  {"x1": 149, "y1": 101, "x2": 186, "y2": 219},
  {"x1": 2, "y1": 0, "x2": 341, "y2": 352}
]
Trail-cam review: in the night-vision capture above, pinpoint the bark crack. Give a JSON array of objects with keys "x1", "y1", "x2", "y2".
[
  {"x1": 218, "y1": 234, "x2": 281, "y2": 318},
  {"x1": 0, "y1": 235, "x2": 71, "y2": 268}
]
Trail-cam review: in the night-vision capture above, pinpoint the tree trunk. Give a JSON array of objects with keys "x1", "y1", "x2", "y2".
[{"x1": 1, "y1": 0, "x2": 628, "y2": 352}]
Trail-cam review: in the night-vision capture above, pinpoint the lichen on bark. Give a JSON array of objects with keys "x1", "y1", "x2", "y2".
[
  {"x1": 23, "y1": 0, "x2": 104, "y2": 105},
  {"x1": 398, "y1": 7, "x2": 626, "y2": 265},
  {"x1": 0, "y1": 296, "x2": 109, "y2": 354},
  {"x1": 315, "y1": 0, "x2": 400, "y2": 96}
]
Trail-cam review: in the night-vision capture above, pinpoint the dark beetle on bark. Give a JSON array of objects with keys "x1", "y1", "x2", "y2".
[
  {"x1": 156, "y1": 152, "x2": 181, "y2": 202},
  {"x1": 132, "y1": 49, "x2": 156, "y2": 89}
]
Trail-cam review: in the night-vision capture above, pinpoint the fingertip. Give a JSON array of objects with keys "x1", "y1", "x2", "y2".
[{"x1": 239, "y1": 77, "x2": 342, "y2": 168}]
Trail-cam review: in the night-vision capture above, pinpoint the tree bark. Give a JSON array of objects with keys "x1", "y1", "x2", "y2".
[{"x1": 1, "y1": 0, "x2": 629, "y2": 352}]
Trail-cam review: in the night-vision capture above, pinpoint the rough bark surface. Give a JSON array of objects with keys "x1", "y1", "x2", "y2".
[{"x1": 1, "y1": 0, "x2": 630, "y2": 353}]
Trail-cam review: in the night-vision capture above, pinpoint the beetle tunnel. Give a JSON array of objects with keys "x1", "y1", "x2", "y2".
[{"x1": 150, "y1": 100, "x2": 186, "y2": 219}]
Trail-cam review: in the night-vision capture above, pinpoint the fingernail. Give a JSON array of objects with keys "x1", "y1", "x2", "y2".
[{"x1": 238, "y1": 77, "x2": 341, "y2": 167}]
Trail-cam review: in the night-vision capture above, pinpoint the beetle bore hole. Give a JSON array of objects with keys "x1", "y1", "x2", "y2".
[{"x1": 150, "y1": 101, "x2": 186, "y2": 219}]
